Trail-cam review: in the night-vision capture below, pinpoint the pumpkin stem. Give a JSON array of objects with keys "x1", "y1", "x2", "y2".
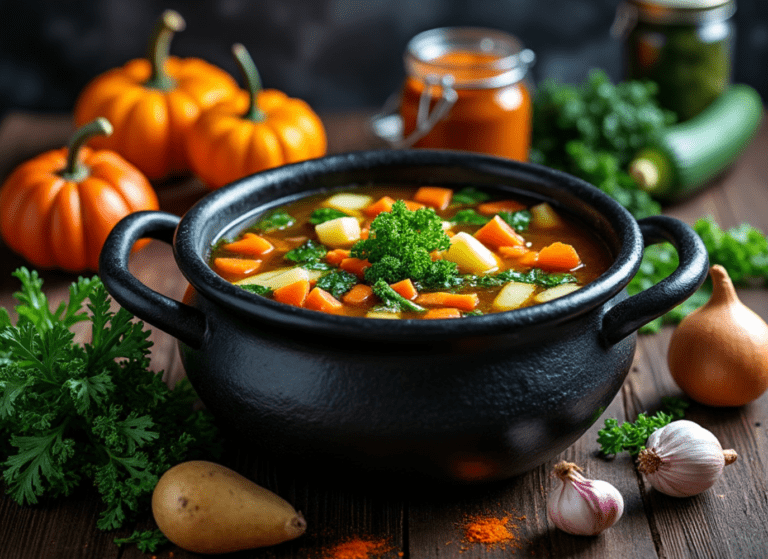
[
  {"x1": 232, "y1": 43, "x2": 266, "y2": 122},
  {"x1": 61, "y1": 118, "x2": 113, "y2": 181},
  {"x1": 145, "y1": 9, "x2": 185, "y2": 90}
]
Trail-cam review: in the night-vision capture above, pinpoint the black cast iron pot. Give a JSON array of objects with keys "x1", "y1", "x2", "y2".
[{"x1": 99, "y1": 150, "x2": 708, "y2": 483}]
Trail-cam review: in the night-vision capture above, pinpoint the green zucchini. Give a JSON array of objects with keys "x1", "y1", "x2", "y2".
[{"x1": 629, "y1": 84, "x2": 764, "y2": 202}]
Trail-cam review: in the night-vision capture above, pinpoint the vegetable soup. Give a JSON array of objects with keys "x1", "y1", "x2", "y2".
[{"x1": 208, "y1": 185, "x2": 613, "y2": 319}]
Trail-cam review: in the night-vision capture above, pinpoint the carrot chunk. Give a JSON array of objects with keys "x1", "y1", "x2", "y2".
[
  {"x1": 474, "y1": 215, "x2": 525, "y2": 249},
  {"x1": 517, "y1": 250, "x2": 539, "y2": 267},
  {"x1": 424, "y1": 307, "x2": 462, "y2": 319},
  {"x1": 403, "y1": 200, "x2": 426, "y2": 211},
  {"x1": 273, "y1": 279, "x2": 310, "y2": 307},
  {"x1": 222, "y1": 233, "x2": 274, "y2": 256},
  {"x1": 390, "y1": 278, "x2": 419, "y2": 300},
  {"x1": 304, "y1": 287, "x2": 344, "y2": 314},
  {"x1": 536, "y1": 242, "x2": 582, "y2": 272},
  {"x1": 477, "y1": 200, "x2": 526, "y2": 215},
  {"x1": 414, "y1": 186, "x2": 453, "y2": 210},
  {"x1": 414, "y1": 292, "x2": 479, "y2": 311},
  {"x1": 363, "y1": 196, "x2": 396, "y2": 217},
  {"x1": 342, "y1": 283, "x2": 374, "y2": 306},
  {"x1": 339, "y1": 257, "x2": 371, "y2": 278},
  {"x1": 213, "y1": 257, "x2": 262, "y2": 277},
  {"x1": 325, "y1": 248, "x2": 350, "y2": 266},
  {"x1": 498, "y1": 245, "x2": 529, "y2": 259}
]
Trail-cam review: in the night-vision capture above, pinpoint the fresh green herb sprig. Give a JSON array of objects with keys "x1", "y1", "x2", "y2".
[
  {"x1": 597, "y1": 397, "x2": 688, "y2": 456},
  {"x1": 114, "y1": 529, "x2": 169, "y2": 553},
  {"x1": 371, "y1": 279, "x2": 426, "y2": 313},
  {"x1": 0, "y1": 268, "x2": 220, "y2": 543},
  {"x1": 465, "y1": 268, "x2": 577, "y2": 289},
  {"x1": 351, "y1": 200, "x2": 459, "y2": 288},
  {"x1": 251, "y1": 209, "x2": 295, "y2": 232},
  {"x1": 309, "y1": 207, "x2": 348, "y2": 224},
  {"x1": 284, "y1": 239, "x2": 331, "y2": 270}
]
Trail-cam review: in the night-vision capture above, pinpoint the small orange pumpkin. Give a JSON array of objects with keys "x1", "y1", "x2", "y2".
[
  {"x1": 186, "y1": 43, "x2": 327, "y2": 190},
  {"x1": 0, "y1": 118, "x2": 159, "y2": 272},
  {"x1": 73, "y1": 10, "x2": 239, "y2": 180}
]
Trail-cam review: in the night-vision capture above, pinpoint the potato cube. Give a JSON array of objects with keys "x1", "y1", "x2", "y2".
[
  {"x1": 365, "y1": 310, "x2": 402, "y2": 319},
  {"x1": 492, "y1": 281, "x2": 536, "y2": 311},
  {"x1": 323, "y1": 193, "x2": 374, "y2": 213},
  {"x1": 235, "y1": 267, "x2": 310, "y2": 290},
  {"x1": 444, "y1": 232, "x2": 499, "y2": 274},
  {"x1": 315, "y1": 216, "x2": 361, "y2": 248},
  {"x1": 530, "y1": 202, "x2": 564, "y2": 229},
  {"x1": 533, "y1": 283, "x2": 581, "y2": 303}
]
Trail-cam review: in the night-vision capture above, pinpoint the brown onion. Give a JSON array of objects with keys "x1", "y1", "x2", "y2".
[{"x1": 667, "y1": 264, "x2": 768, "y2": 407}]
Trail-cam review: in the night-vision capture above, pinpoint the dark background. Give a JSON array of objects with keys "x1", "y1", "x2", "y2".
[{"x1": 0, "y1": 0, "x2": 766, "y2": 118}]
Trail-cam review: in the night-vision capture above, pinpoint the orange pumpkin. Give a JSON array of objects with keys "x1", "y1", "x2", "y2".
[
  {"x1": 0, "y1": 118, "x2": 159, "y2": 272},
  {"x1": 186, "y1": 43, "x2": 327, "y2": 190},
  {"x1": 73, "y1": 10, "x2": 239, "y2": 180}
]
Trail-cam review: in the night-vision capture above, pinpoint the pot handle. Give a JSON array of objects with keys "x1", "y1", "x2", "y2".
[
  {"x1": 601, "y1": 215, "x2": 709, "y2": 346},
  {"x1": 99, "y1": 211, "x2": 206, "y2": 349}
]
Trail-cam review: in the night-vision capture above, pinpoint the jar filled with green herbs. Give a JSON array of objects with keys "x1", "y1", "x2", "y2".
[{"x1": 613, "y1": 0, "x2": 736, "y2": 121}]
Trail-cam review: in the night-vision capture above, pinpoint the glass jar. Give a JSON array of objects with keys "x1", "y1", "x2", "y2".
[
  {"x1": 388, "y1": 27, "x2": 535, "y2": 161},
  {"x1": 613, "y1": 0, "x2": 736, "y2": 121}
]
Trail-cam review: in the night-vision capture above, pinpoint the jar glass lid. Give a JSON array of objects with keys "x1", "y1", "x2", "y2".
[{"x1": 404, "y1": 27, "x2": 535, "y2": 89}]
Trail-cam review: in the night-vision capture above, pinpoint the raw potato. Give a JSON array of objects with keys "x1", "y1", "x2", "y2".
[
  {"x1": 152, "y1": 460, "x2": 307, "y2": 554},
  {"x1": 315, "y1": 216, "x2": 361, "y2": 248},
  {"x1": 444, "y1": 232, "x2": 499, "y2": 274}
]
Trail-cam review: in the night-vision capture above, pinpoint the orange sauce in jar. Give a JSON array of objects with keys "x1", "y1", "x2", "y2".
[{"x1": 399, "y1": 28, "x2": 535, "y2": 161}]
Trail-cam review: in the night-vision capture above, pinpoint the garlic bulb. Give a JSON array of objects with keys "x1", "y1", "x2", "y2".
[
  {"x1": 547, "y1": 461, "x2": 624, "y2": 536},
  {"x1": 637, "y1": 419, "x2": 737, "y2": 497}
]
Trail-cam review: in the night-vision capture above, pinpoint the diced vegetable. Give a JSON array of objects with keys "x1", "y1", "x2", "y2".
[
  {"x1": 272, "y1": 279, "x2": 310, "y2": 307},
  {"x1": 423, "y1": 308, "x2": 462, "y2": 319},
  {"x1": 364, "y1": 196, "x2": 396, "y2": 217},
  {"x1": 390, "y1": 278, "x2": 419, "y2": 300},
  {"x1": 474, "y1": 215, "x2": 525, "y2": 248},
  {"x1": 235, "y1": 267, "x2": 310, "y2": 290},
  {"x1": 492, "y1": 281, "x2": 537, "y2": 311},
  {"x1": 366, "y1": 310, "x2": 401, "y2": 319},
  {"x1": 325, "y1": 248, "x2": 350, "y2": 265},
  {"x1": 536, "y1": 242, "x2": 582, "y2": 272},
  {"x1": 315, "y1": 216, "x2": 361, "y2": 248},
  {"x1": 534, "y1": 283, "x2": 581, "y2": 303},
  {"x1": 414, "y1": 186, "x2": 453, "y2": 210},
  {"x1": 343, "y1": 284, "x2": 374, "y2": 306},
  {"x1": 339, "y1": 257, "x2": 371, "y2": 278},
  {"x1": 213, "y1": 257, "x2": 262, "y2": 276},
  {"x1": 445, "y1": 232, "x2": 499, "y2": 275},
  {"x1": 477, "y1": 200, "x2": 526, "y2": 215},
  {"x1": 222, "y1": 233, "x2": 274, "y2": 256},
  {"x1": 304, "y1": 287, "x2": 344, "y2": 313},
  {"x1": 414, "y1": 291, "x2": 479, "y2": 311},
  {"x1": 530, "y1": 202, "x2": 564, "y2": 229},
  {"x1": 323, "y1": 193, "x2": 374, "y2": 213},
  {"x1": 498, "y1": 246, "x2": 529, "y2": 259}
]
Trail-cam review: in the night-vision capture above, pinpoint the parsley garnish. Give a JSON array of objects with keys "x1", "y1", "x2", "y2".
[
  {"x1": 451, "y1": 187, "x2": 490, "y2": 206},
  {"x1": 316, "y1": 270, "x2": 358, "y2": 299},
  {"x1": 371, "y1": 279, "x2": 426, "y2": 314},
  {"x1": 0, "y1": 268, "x2": 220, "y2": 548},
  {"x1": 465, "y1": 268, "x2": 577, "y2": 289},
  {"x1": 498, "y1": 210, "x2": 531, "y2": 231},
  {"x1": 596, "y1": 397, "x2": 688, "y2": 456},
  {"x1": 351, "y1": 200, "x2": 458, "y2": 288}
]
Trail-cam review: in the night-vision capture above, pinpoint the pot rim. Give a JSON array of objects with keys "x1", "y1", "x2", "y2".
[{"x1": 174, "y1": 149, "x2": 643, "y2": 341}]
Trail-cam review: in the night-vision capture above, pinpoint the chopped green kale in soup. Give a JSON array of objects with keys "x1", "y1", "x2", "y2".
[{"x1": 208, "y1": 185, "x2": 612, "y2": 318}]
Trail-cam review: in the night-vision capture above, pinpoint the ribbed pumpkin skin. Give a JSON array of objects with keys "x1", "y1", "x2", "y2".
[
  {"x1": 0, "y1": 146, "x2": 159, "y2": 272},
  {"x1": 186, "y1": 88, "x2": 327, "y2": 190},
  {"x1": 74, "y1": 56, "x2": 239, "y2": 181}
]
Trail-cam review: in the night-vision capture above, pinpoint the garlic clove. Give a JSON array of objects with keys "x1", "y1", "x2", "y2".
[
  {"x1": 637, "y1": 419, "x2": 737, "y2": 497},
  {"x1": 547, "y1": 461, "x2": 624, "y2": 536}
]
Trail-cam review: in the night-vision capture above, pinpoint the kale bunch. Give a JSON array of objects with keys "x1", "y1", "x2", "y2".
[
  {"x1": 530, "y1": 69, "x2": 675, "y2": 219},
  {"x1": 0, "y1": 268, "x2": 220, "y2": 545}
]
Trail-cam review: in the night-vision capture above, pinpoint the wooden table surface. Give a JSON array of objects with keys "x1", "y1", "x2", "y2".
[{"x1": 1, "y1": 110, "x2": 767, "y2": 559}]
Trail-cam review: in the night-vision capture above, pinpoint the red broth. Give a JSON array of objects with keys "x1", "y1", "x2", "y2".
[{"x1": 208, "y1": 185, "x2": 613, "y2": 319}]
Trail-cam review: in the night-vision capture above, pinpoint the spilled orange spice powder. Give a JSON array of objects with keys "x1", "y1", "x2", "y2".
[
  {"x1": 324, "y1": 537, "x2": 390, "y2": 559},
  {"x1": 460, "y1": 512, "x2": 524, "y2": 551}
]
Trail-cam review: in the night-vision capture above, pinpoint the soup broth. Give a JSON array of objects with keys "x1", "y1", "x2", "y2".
[{"x1": 208, "y1": 185, "x2": 613, "y2": 319}]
